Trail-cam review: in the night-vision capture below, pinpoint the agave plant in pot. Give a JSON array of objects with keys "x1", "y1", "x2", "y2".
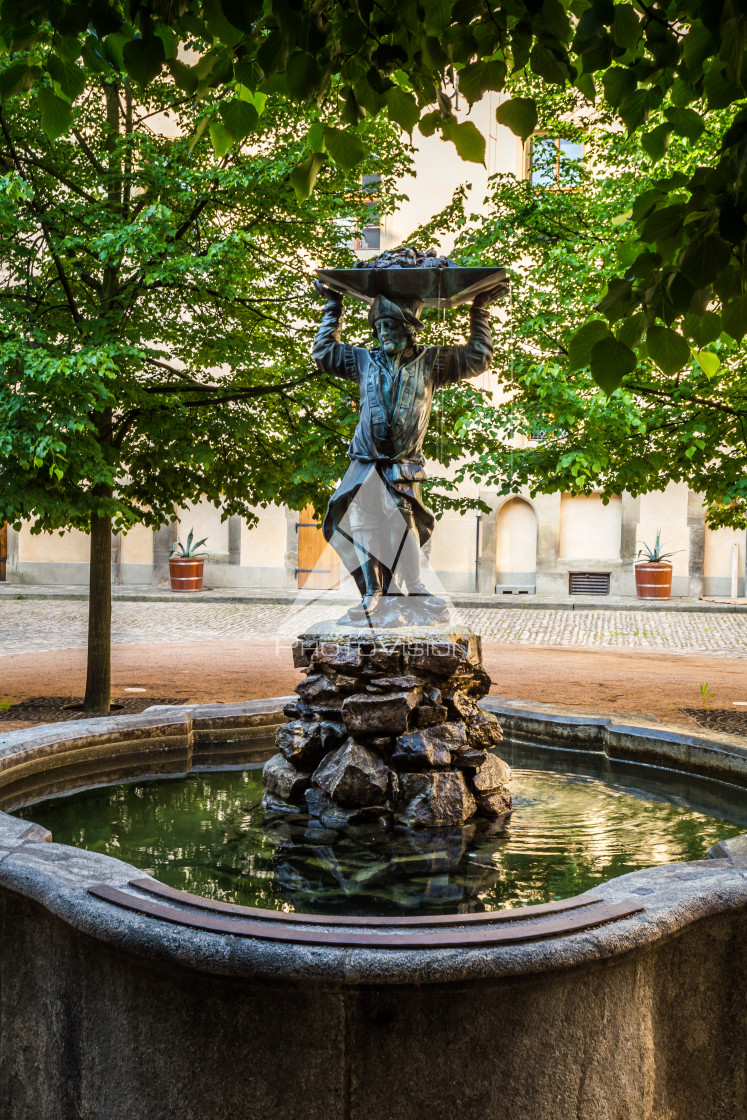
[
  {"x1": 169, "y1": 530, "x2": 208, "y2": 592},
  {"x1": 635, "y1": 531, "x2": 682, "y2": 600}
]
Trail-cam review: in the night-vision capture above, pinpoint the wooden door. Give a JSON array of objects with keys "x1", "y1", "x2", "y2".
[
  {"x1": 296, "y1": 505, "x2": 339, "y2": 590},
  {"x1": 0, "y1": 523, "x2": 6, "y2": 581}
]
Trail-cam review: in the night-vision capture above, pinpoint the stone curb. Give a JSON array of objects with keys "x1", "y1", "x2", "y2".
[
  {"x1": 1, "y1": 584, "x2": 745, "y2": 613},
  {"x1": 0, "y1": 696, "x2": 744, "y2": 987}
]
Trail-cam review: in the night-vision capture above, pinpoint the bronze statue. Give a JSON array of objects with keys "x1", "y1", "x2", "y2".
[{"x1": 313, "y1": 255, "x2": 505, "y2": 625}]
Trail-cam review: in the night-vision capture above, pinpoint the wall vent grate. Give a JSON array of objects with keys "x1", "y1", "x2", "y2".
[{"x1": 569, "y1": 572, "x2": 610, "y2": 596}]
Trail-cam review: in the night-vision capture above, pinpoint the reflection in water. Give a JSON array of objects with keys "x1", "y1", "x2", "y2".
[{"x1": 15, "y1": 750, "x2": 746, "y2": 917}]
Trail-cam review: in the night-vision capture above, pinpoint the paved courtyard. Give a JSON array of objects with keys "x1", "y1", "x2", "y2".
[{"x1": 1, "y1": 597, "x2": 746, "y2": 659}]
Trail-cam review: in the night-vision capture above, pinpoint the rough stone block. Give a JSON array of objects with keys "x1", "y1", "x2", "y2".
[
  {"x1": 470, "y1": 753, "x2": 512, "y2": 794},
  {"x1": 391, "y1": 722, "x2": 468, "y2": 770},
  {"x1": 275, "y1": 720, "x2": 324, "y2": 767},
  {"x1": 312, "y1": 738, "x2": 390, "y2": 807},
  {"x1": 366, "y1": 675, "x2": 421, "y2": 693},
  {"x1": 413, "y1": 703, "x2": 449, "y2": 730},
  {"x1": 295, "y1": 673, "x2": 347, "y2": 708},
  {"x1": 311, "y1": 643, "x2": 364, "y2": 672},
  {"x1": 367, "y1": 647, "x2": 403, "y2": 675},
  {"x1": 342, "y1": 691, "x2": 420, "y2": 736},
  {"x1": 305, "y1": 784, "x2": 392, "y2": 826},
  {"x1": 476, "y1": 791, "x2": 512, "y2": 819},
  {"x1": 262, "y1": 752, "x2": 312, "y2": 804},
  {"x1": 405, "y1": 639, "x2": 466, "y2": 679},
  {"x1": 396, "y1": 769, "x2": 477, "y2": 826},
  {"x1": 319, "y1": 720, "x2": 347, "y2": 752}
]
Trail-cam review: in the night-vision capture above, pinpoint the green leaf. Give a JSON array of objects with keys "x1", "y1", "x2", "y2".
[
  {"x1": 322, "y1": 126, "x2": 366, "y2": 173},
  {"x1": 693, "y1": 350, "x2": 721, "y2": 379},
  {"x1": 219, "y1": 99, "x2": 259, "y2": 141},
  {"x1": 598, "y1": 277, "x2": 633, "y2": 317},
  {"x1": 208, "y1": 119, "x2": 233, "y2": 158},
  {"x1": 285, "y1": 51, "x2": 321, "y2": 101},
  {"x1": 122, "y1": 34, "x2": 165, "y2": 86},
  {"x1": 37, "y1": 88, "x2": 73, "y2": 141},
  {"x1": 442, "y1": 118, "x2": 486, "y2": 164},
  {"x1": 418, "y1": 109, "x2": 441, "y2": 137},
  {"x1": 679, "y1": 234, "x2": 732, "y2": 287},
  {"x1": 611, "y1": 4, "x2": 642, "y2": 52},
  {"x1": 529, "y1": 41, "x2": 569, "y2": 85},
  {"x1": 721, "y1": 293, "x2": 747, "y2": 342},
  {"x1": 0, "y1": 62, "x2": 40, "y2": 98},
  {"x1": 494, "y1": 97, "x2": 537, "y2": 143},
  {"x1": 646, "y1": 325, "x2": 690, "y2": 375},
  {"x1": 641, "y1": 123, "x2": 673, "y2": 163},
  {"x1": 385, "y1": 86, "x2": 419, "y2": 133},
  {"x1": 616, "y1": 312, "x2": 646, "y2": 350},
  {"x1": 664, "y1": 106, "x2": 704, "y2": 141},
  {"x1": 568, "y1": 320, "x2": 611, "y2": 371},
  {"x1": 683, "y1": 310, "x2": 722, "y2": 347},
  {"x1": 307, "y1": 121, "x2": 325, "y2": 152},
  {"x1": 290, "y1": 152, "x2": 326, "y2": 201},
  {"x1": 602, "y1": 67, "x2": 635, "y2": 108},
  {"x1": 590, "y1": 337, "x2": 636, "y2": 393},
  {"x1": 167, "y1": 58, "x2": 199, "y2": 95},
  {"x1": 220, "y1": 0, "x2": 262, "y2": 32},
  {"x1": 642, "y1": 203, "x2": 686, "y2": 243},
  {"x1": 618, "y1": 89, "x2": 649, "y2": 132},
  {"x1": 48, "y1": 54, "x2": 86, "y2": 101}
]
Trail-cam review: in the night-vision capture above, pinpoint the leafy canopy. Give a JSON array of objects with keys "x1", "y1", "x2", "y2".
[
  {"x1": 439, "y1": 82, "x2": 747, "y2": 529},
  {"x1": 0, "y1": 44, "x2": 413, "y2": 534}
]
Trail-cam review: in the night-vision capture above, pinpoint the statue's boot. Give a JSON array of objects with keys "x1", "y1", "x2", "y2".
[
  {"x1": 396, "y1": 515, "x2": 448, "y2": 622},
  {"x1": 397, "y1": 515, "x2": 432, "y2": 598},
  {"x1": 347, "y1": 554, "x2": 383, "y2": 621}
]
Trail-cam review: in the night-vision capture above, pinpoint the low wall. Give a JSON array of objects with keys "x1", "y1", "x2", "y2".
[{"x1": 0, "y1": 700, "x2": 746, "y2": 1120}]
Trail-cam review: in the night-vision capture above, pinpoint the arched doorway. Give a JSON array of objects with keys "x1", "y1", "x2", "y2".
[{"x1": 495, "y1": 498, "x2": 537, "y2": 591}]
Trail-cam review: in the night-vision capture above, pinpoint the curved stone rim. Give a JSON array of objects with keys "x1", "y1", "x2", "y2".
[{"x1": 0, "y1": 696, "x2": 745, "y2": 985}]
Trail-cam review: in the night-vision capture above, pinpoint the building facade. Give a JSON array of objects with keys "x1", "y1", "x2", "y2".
[{"x1": 3, "y1": 96, "x2": 745, "y2": 598}]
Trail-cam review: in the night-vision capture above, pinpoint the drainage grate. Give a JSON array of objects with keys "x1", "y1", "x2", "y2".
[{"x1": 569, "y1": 572, "x2": 610, "y2": 596}]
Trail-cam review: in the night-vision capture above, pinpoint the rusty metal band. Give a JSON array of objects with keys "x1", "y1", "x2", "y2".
[
  {"x1": 129, "y1": 876, "x2": 604, "y2": 927},
  {"x1": 89, "y1": 883, "x2": 643, "y2": 948}
]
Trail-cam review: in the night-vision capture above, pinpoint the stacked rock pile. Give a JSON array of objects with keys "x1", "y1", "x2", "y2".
[
  {"x1": 262, "y1": 626, "x2": 511, "y2": 828},
  {"x1": 354, "y1": 245, "x2": 457, "y2": 270}
]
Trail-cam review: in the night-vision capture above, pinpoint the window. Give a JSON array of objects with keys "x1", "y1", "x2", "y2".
[
  {"x1": 527, "y1": 136, "x2": 583, "y2": 189},
  {"x1": 355, "y1": 174, "x2": 381, "y2": 250}
]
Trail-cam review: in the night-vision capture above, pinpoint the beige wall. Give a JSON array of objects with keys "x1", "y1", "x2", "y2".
[
  {"x1": 558, "y1": 494, "x2": 622, "y2": 560},
  {"x1": 18, "y1": 524, "x2": 89, "y2": 563},
  {"x1": 703, "y1": 524, "x2": 745, "y2": 593},
  {"x1": 638, "y1": 482, "x2": 690, "y2": 578},
  {"x1": 176, "y1": 501, "x2": 229, "y2": 556},
  {"x1": 496, "y1": 498, "x2": 537, "y2": 581},
  {"x1": 383, "y1": 93, "x2": 521, "y2": 256},
  {"x1": 241, "y1": 505, "x2": 287, "y2": 570},
  {"x1": 120, "y1": 523, "x2": 153, "y2": 565},
  {"x1": 429, "y1": 510, "x2": 478, "y2": 574}
]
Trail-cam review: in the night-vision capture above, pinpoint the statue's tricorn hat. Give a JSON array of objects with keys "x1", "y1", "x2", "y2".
[{"x1": 368, "y1": 293, "x2": 424, "y2": 332}]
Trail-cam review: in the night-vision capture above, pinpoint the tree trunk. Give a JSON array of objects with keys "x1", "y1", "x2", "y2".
[{"x1": 83, "y1": 484, "x2": 113, "y2": 714}]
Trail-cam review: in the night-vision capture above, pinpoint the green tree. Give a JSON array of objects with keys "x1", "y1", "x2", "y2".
[
  {"x1": 442, "y1": 84, "x2": 747, "y2": 528},
  {"x1": 4, "y1": 1, "x2": 747, "y2": 376},
  {"x1": 0, "y1": 48, "x2": 410, "y2": 711}
]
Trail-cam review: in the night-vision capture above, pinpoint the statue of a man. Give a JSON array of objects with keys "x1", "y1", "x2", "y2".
[{"x1": 312, "y1": 279, "x2": 502, "y2": 623}]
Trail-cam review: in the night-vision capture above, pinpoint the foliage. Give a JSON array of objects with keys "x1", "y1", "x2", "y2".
[
  {"x1": 170, "y1": 528, "x2": 208, "y2": 558},
  {"x1": 429, "y1": 82, "x2": 747, "y2": 528},
  {"x1": 636, "y1": 530, "x2": 681, "y2": 562},
  {"x1": 4, "y1": 2, "x2": 747, "y2": 371},
  {"x1": 0, "y1": 51, "x2": 412, "y2": 538}
]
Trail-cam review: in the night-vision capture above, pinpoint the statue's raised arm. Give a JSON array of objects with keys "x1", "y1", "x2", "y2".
[{"x1": 311, "y1": 247, "x2": 507, "y2": 628}]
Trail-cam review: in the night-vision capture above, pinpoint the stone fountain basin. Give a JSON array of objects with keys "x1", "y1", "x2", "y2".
[{"x1": 0, "y1": 697, "x2": 746, "y2": 1120}]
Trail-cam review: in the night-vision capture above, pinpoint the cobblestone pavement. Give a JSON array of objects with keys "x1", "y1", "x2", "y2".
[{"x1": 1, "y1": 597, "x2": 746, "y2": 659}]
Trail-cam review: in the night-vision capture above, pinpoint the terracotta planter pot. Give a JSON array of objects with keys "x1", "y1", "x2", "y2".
[
  {"x1": 634, "y1": 561, "x2": 673, "y2": 600},
  {"x1": 169, "y1": 557, "x2": 204, "y2": 592}
]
